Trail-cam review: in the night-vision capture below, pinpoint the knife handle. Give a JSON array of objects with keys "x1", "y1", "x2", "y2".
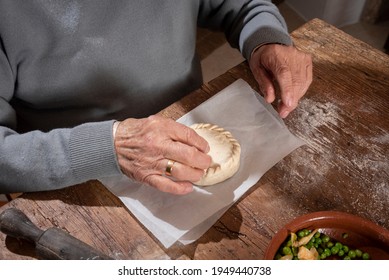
[
  {"x1": 0, "y1": 207, "x2": 113, "y2": 260},
  {"x1": 0, "y1": 208, "x2": 43, "y2": 243}
]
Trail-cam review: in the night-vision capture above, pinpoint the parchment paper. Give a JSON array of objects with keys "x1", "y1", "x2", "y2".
[{"x1": 100, "y1": 79, "x2": 305, "y2": 248}]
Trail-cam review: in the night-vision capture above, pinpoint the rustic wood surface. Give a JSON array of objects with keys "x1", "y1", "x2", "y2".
[{"x1": 1, "y1": 18, "x2": 388, "y2": 260}]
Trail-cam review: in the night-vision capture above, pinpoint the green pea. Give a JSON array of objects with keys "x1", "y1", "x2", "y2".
[
  {"x1": 344, "y1": 256, "x2": 351, "y2": 260},
  {"x1": 282, "y1": 246, "x2": 292, "y2": 255},
  {"x1": 331, "y1": 246, "x2": 339, "y2": 255},
  {"x1": 348, "y1": 250, "x2": 356, "y2": 259},
  {"x1": 314, "y1": 232, "x2": 321, "y2": 239},
  {"x1": 338, "y1": 249, "x2": 345, "y2": 257},
  {"x1": 343, "y1": 245, "x2": 349, "y2": 253},
  {"x1": 324, "y1": 248, "x2": 331, "y2": 257},
  {"x1": 335, "y1": 242, "x2": 343, "y2": 249},
  {"x1": 322, "y1": 235, "x2": 330, "y2": 243},
  {"x1": 320, "y1": 252, "x2": 327, "y2": 260},
  {"x1": 297, "y1": 230, "x2": 305, "y2": 238},
  {"x1": 362, "y1": 252, "x2": 370, "y2": 260},
  {"x1": 326, "y1": 241, "x2": 334, "y2": 248},
  {"x1": 355, "y1": 249, "x2": 362, "y2": 258}
]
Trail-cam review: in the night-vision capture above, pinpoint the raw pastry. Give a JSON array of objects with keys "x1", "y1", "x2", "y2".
[{"x1": 190, "y1": 123, "x2": 241, "y2": 186}]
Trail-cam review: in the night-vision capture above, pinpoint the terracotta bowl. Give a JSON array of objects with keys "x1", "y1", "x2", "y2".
[{"x1": 264, "y1": 211, "x2": 389, "y2": 260}]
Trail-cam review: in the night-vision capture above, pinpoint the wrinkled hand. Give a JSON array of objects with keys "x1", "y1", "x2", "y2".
[
  {"x1": 249, "y1": 44, "x2": 313, "y2": 118},
  {"x1": 114, "y1": 115, "x2": 211, "y2": 195}
]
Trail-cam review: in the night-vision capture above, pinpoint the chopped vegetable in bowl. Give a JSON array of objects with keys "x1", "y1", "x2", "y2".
[
  {"x1": 275, "y1": 228, "x2": 370, "y2": 260},
  {"x1": 264, "y1": 211, "x2": 389, "y2": 260}
]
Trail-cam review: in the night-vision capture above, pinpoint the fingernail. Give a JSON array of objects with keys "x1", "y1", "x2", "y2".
[
  {"x1": 280, "y1": 110, "x2": 289, "y2": 118},
  {"x1": 286, "y1": 97, "x2": 294, "y2": 108}
]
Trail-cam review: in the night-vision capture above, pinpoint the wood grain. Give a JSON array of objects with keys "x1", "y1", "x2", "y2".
[{"x1": 1, "y1": 19, "x2": 388, "y2": 260}]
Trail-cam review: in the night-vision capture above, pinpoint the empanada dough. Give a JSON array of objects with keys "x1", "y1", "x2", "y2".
[{"x1": 190, "y1": 123, "x2": 241, "y2": 186}]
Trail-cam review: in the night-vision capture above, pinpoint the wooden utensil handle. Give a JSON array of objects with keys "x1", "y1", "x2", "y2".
[{"x1": 0, "y1": 208, "x2": 43, "y2": 243}]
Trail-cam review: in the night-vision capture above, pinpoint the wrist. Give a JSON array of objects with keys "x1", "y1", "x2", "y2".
[{"x1": 250, "y1": 43, "x2": 267, "y2": 59}]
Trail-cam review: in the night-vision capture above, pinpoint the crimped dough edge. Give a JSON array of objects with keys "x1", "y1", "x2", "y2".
[{"x1": 190, "y1": 123, "x2": 241, "y2": 186}]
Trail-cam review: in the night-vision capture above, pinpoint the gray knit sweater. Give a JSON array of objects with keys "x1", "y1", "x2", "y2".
[{"x1": 0, "y1": 0, "x2": 291, "y2": 193}]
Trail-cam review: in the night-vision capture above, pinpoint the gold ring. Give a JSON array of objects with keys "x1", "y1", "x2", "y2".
[{"x1": 165, "y1": 159, "x2": 175, "y2": 176}]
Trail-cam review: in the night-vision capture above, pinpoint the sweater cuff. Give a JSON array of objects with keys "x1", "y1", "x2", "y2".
[
  {"x1": 241, "y1": 25, "x2": 292, "y2": 60},
  {"x1": 239, "y1": 11, "x2": 293, "y2": 60},
  {"x1": 69, "y1": 120, "x2": 122, "y2": 182}
]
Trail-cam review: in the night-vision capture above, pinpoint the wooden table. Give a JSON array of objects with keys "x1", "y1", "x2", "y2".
[{"x1": 1, "y1": 19, "x2": 388, "y2": 260}]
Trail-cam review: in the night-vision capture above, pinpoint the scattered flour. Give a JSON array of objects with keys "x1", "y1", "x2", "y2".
[
  {"x1": 291, "y1": 98, "x2": 340, "y2": 136},
  {"x1": 283, "y1": 97, "x2": 389, "y2": 226},
  {"x1": 370, "y1": 133, "x2": 389, "y2": 145},
  {"x1": 284, "y1": 98, "x2": 340, "y2": 182}
]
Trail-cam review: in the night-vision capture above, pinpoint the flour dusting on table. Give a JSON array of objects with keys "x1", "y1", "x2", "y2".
[{"x1": 290, "y1": 98, "x2": 340, "y2": 137}]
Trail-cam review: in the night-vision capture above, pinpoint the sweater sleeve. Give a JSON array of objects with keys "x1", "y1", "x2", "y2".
[
  {"x1": 0, "y1": 48, "x2": 121, "y2": 194},
  {"x1": 0, "y1": 122, "x2": 122, "y2": 194},
  {"x1": 198, "y1": 0, "x2": 292, "y2": 59}
]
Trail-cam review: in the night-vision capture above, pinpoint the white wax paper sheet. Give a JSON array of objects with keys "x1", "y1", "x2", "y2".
[{"x1": 100, "y1": 79, "x2": 305, "y2": 248}]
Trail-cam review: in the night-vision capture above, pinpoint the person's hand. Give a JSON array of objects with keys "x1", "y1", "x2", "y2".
[
  {"x1": 114, "y1": 115, "x2": 211, "y2": 195},
  {"x1": 249, "y1": 44, "x2": 313, "y2": 118}
]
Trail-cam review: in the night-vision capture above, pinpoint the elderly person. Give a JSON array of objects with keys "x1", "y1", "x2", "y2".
[{"x1": 0, "y1": 0, "x2": 312, "y2": 195}]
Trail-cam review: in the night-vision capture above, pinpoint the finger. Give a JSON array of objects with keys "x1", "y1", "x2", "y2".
[
  {"x1": 146, "y1": 175, "x2": 194, "y2": 195},
  {"x1": 273, "y1": 64, "x2": 295, "y2": 109},
  {"x1": 278, "y1": 61, "x2": 313, "y2": 118},
  {"x1": 164, "y1": 159, "x2": 205, "y2": 182},
  {"x1": 250, "y1": 56, "x2": 278, "y2": 104},
  {"x1": 278, "y1": 101, "x2": 291, "y2": 119},
  {"x1": 254, "y1": 67, "x2": 277, "y2": 104},
  {"x1": 167, "y1": 120, "x2": 210, "y2": 153},
  {"x1": 273, "y1": 61, "x2": 308, "y2": 119},
  {"x1": 304, "y1": 55, "x2": 313, "y2": 93},
  {"x1": 280, "y1": 51, "x2": 313, "y2": 102},
  {"x1": 164, "y1": 141, "x2": 211, "y2": 170}
]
